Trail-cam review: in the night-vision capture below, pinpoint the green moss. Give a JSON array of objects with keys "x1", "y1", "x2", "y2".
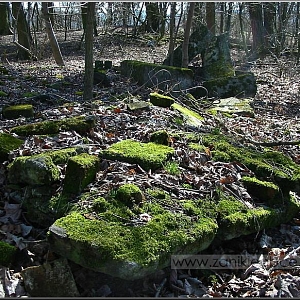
[
  {"x1": 150, "y1": 130, "x2": 169, "y2": 145},
  {"x1": 10, "y1": 116, "x2": 95, "y2": 136},
  {"x1": 115, "y1": 184, "x2": 145, "y2": 207},
  {"x1": 0, "y1": 133, "x2": 23, "y2": 163},
  {"x1": 63, "y1": 153, "x2": 100, "y2": 196},
  {"x1": 102, "y1": 139, "x2": 174, "y2": 171},
  {"x1": 46, "y1": 148, "x2": 79, "y2": 164},
  {"x1": 217, "y1": 198, "x2": 248, "y2": 219},
  {"x1": 2, "y1": 104, "x2": 34, "y2": 119},
  {"x1": 53, "y1": 202, "x2": 217, "y2": 269},
  {"x1": 0, "y1": 241, "x2": 16, "y2": 266},
  {"x1": 188, "y1": 143, "x2": 208, "y2": 153},
  {"x1": 163, "y1": 161, "x2": 180, "y2": 176},
  {"x1": 0, "y1": 90, "x2": 8, "y2": 97},
  {"x1": 201, "y1": 133, "x2": 300, "y2": 193},
  {"x1": 242, "y1": 176, "x2": 281, "y2": 207},
  {"x1": 149, "y1": 93, "x2": 175, "y2": 108},
  {"x1": 7, "y1": 155, "x2": 60, "y2": 186},
  {"x1": 171, "y1": 103, "x2": 204, "y2": 122}
]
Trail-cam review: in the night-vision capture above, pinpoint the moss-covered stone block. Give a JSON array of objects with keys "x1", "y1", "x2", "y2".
[
  {"x1": 171, "y1": 103, "x2": 204, "y2": 128},
  {"x1": 0, "y1": 133, "x2": 23, "y2": 163},
  {"x1": 149, "y1": 92, "x2": 174, "y2": 108},
  {"x1": 127, "y1": 101, "x2": 150, "y2": 111},
  {"x1": 203, "y1": 72, "x2": 257, "y2": 98},
  {"x1": 120, "y1": 60, "x2": 193, "y2": 91},
  {"x1": 63, "y1": 154, "x2": 100, "y2": 195},
  {"x1": 242, "y1": 176, "x2": 281, "y2": 207},
  {"x1": 202, "y1": 134, "x2": 300, "y2": 194},
  {"x1": 48, "y1": 193, "x2": 218, "y2": 280},
  {"x1": 115, "y1": 184, "x2": 145, "y2": 208},
  {"x1": 102, "y1": 139, "x2": 174, "y2": 171},
  {"x1": 2, "y1": 104, "x2": 34, "y2": 119},
  {"x1": 150, "y1": 130, "x2": 169, "y2": 145},
  {"x1": 216, "y1": 193, "x2": 300, "y2": 240},
  {"x1": 0, "y1": 241, "x2": 16, "y2": 266},
  {"x1": 7, "y1": 155, "x2": 60, "y2": 186},
  {"x1": 10, "y1": 116, "x2": 95, "y2": 136}
]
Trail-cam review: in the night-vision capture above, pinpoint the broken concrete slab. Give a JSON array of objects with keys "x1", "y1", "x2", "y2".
[
  {"x1": 202, "y1": 72, "x2": 257, "y2": 99},
  {"x1": 207, "y1": 97, "x2": 254, "y2": 117},
  {"x1": 120, "y1": 60, "x2": 193, "y2": 91}
]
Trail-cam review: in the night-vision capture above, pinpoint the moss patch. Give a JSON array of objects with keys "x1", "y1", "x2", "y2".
[
  {"x1": 150, "y1": 130, "x2": 169, "y2": 145},
  {"x1": 0, "y1": 133, "x2": 24, "y2": 163},
  {"x1": 0, "y1": 241, "x2": 16, "y2": 266},
  {"x1": 115, "y1": 184, "x2": 145, "y2": 208},
  {"x1": 49, "y1": 192, "x2": 218, "y2": 279},
  {"x1": 171, "y1": 103, "x2": 204, "y2": 128},
  {"x1": 149, "y1": 93, "x2": 174, "y2": 108},
  {"x1": 10, "y1": 116, "x2": 95, "y2": 136},
  {"x1": 8, "y1": 155, "x2": 60, "y2": 186},
  {"x1": 63, "y1": 154, "x2": 100, "y2": 196},
  {"x1": 242, "y1": 176, "x2": 282, "y2": 207},
  {"x1": 102, "y1": 139, "x2": 174, "y2": 171},
  {"x1": 202, "y1": 133, "x2": 300, "y2": 194},
  {"x1": 2, "y1": 104, "x2": 34, "y2": 119}
]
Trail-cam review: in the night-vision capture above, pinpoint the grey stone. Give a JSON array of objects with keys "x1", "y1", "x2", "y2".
[{"x1": 21, "y1": 258, "x2": 79, "y2": 297}]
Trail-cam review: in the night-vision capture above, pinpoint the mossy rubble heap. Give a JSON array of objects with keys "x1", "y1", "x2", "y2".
[{"x1": 47, "y1": 135, "x2": 300, "y2": 280}]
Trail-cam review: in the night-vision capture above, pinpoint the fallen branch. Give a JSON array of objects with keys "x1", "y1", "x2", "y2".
[{"x1": 250, "y1": 140, "x2": 300, "y2": 147}]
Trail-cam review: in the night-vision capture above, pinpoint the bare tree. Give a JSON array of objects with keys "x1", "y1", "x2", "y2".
[
  {"x1": 42, "y1": 2, "x2": 65, "y2": 66},
  {"x1": 167, "y1": 2, "x2": 177, "y2": 66},
  {"x1": 0, "y1": 2, "x2": 12, "y2": 35},
  {"x1": 206, "y1": 2, "x2": 215, "y2": 35},
  {"x1": 12, "y1": 2, "x2": 33, "y2": 60},
  {"x1": 83, "y1": 2, "x2": 95, "y2": 101},
  {"x1": 182, "y1": 2, "x2": 195, "y2": 68}
]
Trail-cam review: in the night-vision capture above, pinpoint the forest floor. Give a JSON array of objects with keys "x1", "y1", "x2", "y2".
[{"x1": 1, "y1": 30, "x2": 300, "y2": 297}]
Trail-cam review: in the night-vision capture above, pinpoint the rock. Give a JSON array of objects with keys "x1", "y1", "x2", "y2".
[
  {"x1": 0, "y1": 241, "x2": 16, "y2": 266},
  {"x1": 120, "y1": 60, "x2": 193, "y2": 91},
  {"x1": 10, "y1": 116, "x2": 96, "y2": 136},
  {"x1": 171, "y1": 103, "x2": 204, "y2": 128},
  {"x1": 21, "y1": 258, "x2": 79, "y2": 297},
  {"x1": 242, "y1": 176, "x2": 281, "y2": 207},
  {"x1": 115, "y1": 183, "x2": 145, "y2": 208},
  {"x1": 202, "y1": 72, "x2": 257, "y2": 98},
  {"x1": 7, "y1": 155, "x2": 60, "y2": 186},
  {"x1": 149, "y1": 92, "x2": 175, "y2": 108},
  {"x1": 150, "y1": 130, "x2": 170, "y2": 145},
  {"x1": 62, "y1": 153, "x2": 100, "y2": 196},
  {"x1": 163, "y1": 23, "x2": 213, "y2": 67},
  {"x1": 102, "y1": 139, "x2": 174, "y2": 171},
  {"x1": 127, "y1": 101, "x2": 150, "y2": 111},
  {"x1": 94, "y1": 70, "x2": 111, "y2": 87},
  {"x1": 2, "y1": 104, "x2": 34, "y2": 119},
  {"x1": 202, "y1": 33, "x2": 234, "y2": 80},
  {"x1": 207, "y1": 97, "x2": 254, "y2": 117},
  {"x1": 0, "y1": 133, "x2": 23, "y2": 163}
]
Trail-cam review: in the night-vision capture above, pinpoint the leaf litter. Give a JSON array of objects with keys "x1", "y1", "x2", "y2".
[{"x1": 0, "y1": 31, "x2": 300, "y2": 296}]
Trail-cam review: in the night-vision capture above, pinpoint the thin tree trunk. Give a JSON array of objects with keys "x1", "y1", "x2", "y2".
[
  {"x1": 238, "y1": 3, "x2": 248, "y2": 56},
  {"x1": 83, "y1": 2, "x2": 95, "y2": 101},
  {"x1": 42, "y1": 2, "x2": 64, "y2": 66},
  {"x1": 206, "y1": 2, "x2": 215, "y2": 35},
  {"x1": 12, "y1": 2, "x2": 32, "y2": 60},
  {"x1": 167, "y1": 2, "x2": 176, "y2": 66},
  {"x1": 225, "y1": 2, "x2": 233, "y2": 33},
  {"x1": 182, "y1": 2, "x2": 195, "y2": 68}
]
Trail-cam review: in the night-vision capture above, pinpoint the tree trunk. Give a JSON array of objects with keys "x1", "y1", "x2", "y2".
[
  {"x1": 248, "y1": 2, "x2": 266, "y2": 58},
  {"x1": 220, "y1": 3, "x2": 225, "y2": 34},
  {"x1": 12, "y1": 2, "x2": 32, "y2": 60},
  {"x1": 145, "y1": 2, "x2": 159, "y2": 33},
  {"x1": 238, "y1": 3, "x2": 249, "y2": 56},
  {"x1": 0, "y1": 2, "x2": 11, "y2": 35},
  {"x1": 206, "y1": 2, "x2": 215, "y2": 35},
  {"x1": 167, "y1": 2, "x2": 177, "y2": 66},
  {"x1": 83, "y1": 2, "x2": 95, "y2": 101},
  {"x1": 225, "y1": 2, "x2": 233, "y2": 33},
  {"x1": 41, "y1": 2, "x2": 65, "y2": 66},
  {"x1": 182, "y1": 2, "x2": 195, "y2": 68}
]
